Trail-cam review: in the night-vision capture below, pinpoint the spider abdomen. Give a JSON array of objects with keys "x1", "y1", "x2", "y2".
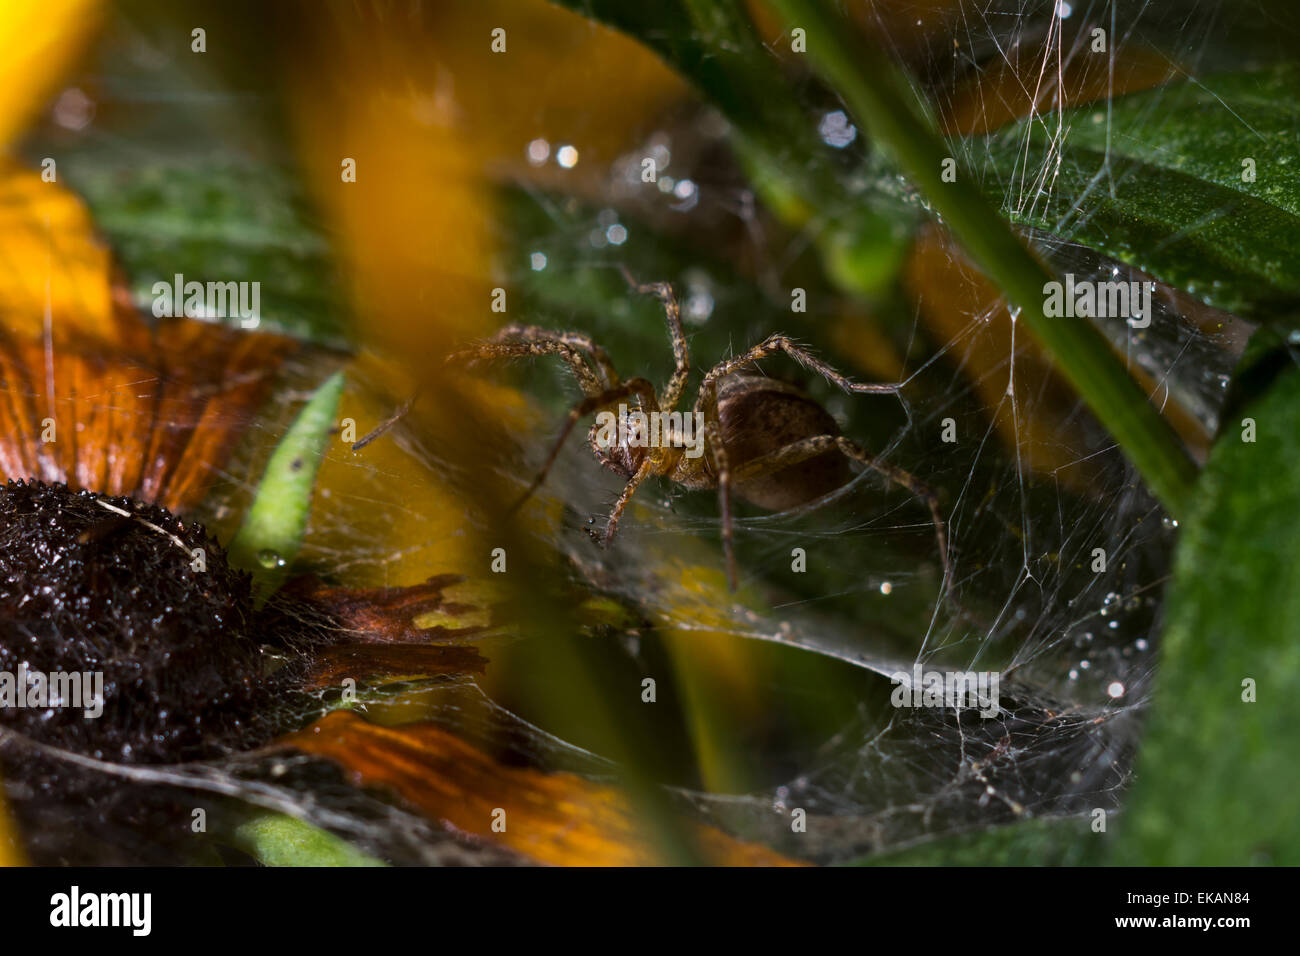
[{"x1": 717, "y1": 376, "x2": 850, "y2": 511}]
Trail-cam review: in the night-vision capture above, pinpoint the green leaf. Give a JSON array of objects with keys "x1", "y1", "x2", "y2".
[
  {"x1": 62, "y1": 160, "x2": 352, "y2": 347},
  {"x1": 1111, "y1": 334, "x2": 1300, "y2": 864},
  {"x1": 977, "y1": 63, "x2": 1300, "y2": 320},
  {"x1": 853, "y1": 816, "x2": 1104, "y2": 866},
  {"x1": 229, "y1": 371, "x2": 344, "y2": 600}
]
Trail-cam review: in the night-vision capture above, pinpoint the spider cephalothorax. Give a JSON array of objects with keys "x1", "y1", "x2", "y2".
[
  {"x1": 0, "y1": 479, "x2": 278, "y2": 763},
  {"x1": 375, "y1": 271, "x2": 953, "y2": 594}
]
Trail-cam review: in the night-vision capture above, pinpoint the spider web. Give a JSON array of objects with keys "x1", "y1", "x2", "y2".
[
  {"x1": 2, "y1": 0, "x2": 1278, "y2": 864},
  {"x1": 431, "y1": 0, "x2": 1258, "y2": 861}
]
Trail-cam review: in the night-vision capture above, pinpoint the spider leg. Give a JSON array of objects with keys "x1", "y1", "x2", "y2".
[
  {"x1": 834, "y1": 437, "x2": 951, "y2": 596},
  {"x1": 472, "y1": 324, "x2": 619, "y2": 391},
  {"x1": 354, "y1": 329, "x2": 621, "y2": 450},
  {"x1": 601, "y1": 459, "x2": 655, "y2": 546},
  {"x1": 352, "y1": 388, "x2": 423, "y2": 450},
  {"x1": 448, "y1": 334, "x2": 611, "y2": 398},
  {"x1": 729, "y1": 433, "x2": 953, "y2": 601},
  {"x1": 620, "y1": 267, "x2": 690, "y2": 411},
  {"x1": 700, "y1": 333, "x2": 906, "y2": 396},
  {"x1": 509, "y1": 377, "x2": 659, "y2": 513},
  {"x1": 694, "y1": 375, "x2": 737, "y2": 590}
]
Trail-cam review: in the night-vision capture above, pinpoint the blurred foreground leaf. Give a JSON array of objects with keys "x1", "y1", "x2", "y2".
[{"x1": 0, "y1": 0, "x2": 100, "y2": 151}]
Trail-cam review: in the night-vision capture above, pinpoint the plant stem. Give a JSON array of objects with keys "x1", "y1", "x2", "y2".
[{"x1": 765, "y1": 0, "x2": 1198, "y2": 516}]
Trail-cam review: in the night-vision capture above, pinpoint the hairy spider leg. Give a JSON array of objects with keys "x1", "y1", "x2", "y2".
[
  {"x1": 351, "y1": 326, "x2": 620, "y2": 450},
  {"x1": 511, "y1": 377, "x2": 659, "y2": 514},
  {"x1": 448, "y1": 335, "x2": 608, "y2": 398},
  {"x1": 474, "y1": 324, "x2": 622, "y2": 395},
  {"x1": 621, "y1": 267, "x2": 690, "y2": 411},
  {"x1": 602, "y1": 459, "x2": 656, "y2": 546}
]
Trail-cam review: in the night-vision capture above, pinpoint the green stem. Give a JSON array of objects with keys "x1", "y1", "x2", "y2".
[{"x1": 765, "y1": 0, "x2": 1198, "y2": 516}]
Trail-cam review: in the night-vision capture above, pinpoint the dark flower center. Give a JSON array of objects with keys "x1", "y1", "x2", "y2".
[{"x1": 0, "y1": 479, "x2": 269, "y2": 763}]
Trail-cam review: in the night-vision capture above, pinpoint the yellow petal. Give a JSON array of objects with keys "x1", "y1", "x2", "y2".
[
  {"x1": 0, "y1": 157, "x2": 117, "y2": 344},
  {"x1": 0, "y1": 0, "x2": 102, "y2": 151}
]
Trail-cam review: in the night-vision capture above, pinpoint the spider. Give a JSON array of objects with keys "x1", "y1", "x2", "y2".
[{"x1": 357, "y1": 270, "x2": 952, "y2": 595}]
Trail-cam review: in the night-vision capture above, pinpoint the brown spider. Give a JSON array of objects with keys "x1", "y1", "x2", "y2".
[{"x1": 357, "y1": 271, "x2": 951, "y2": 595}]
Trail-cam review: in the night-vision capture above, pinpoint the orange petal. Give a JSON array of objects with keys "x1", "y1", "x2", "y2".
[
  {"x1": 286, "y1": 573, "x2": 489, "y2": 644},
  {"x1": 282, "y1": 711, "x2": 805, "y2": 866},
  {"x1": 0, "y1": 165, "x2": 297, "y2": 511},
  {"x1": 302, "y1": 645, "x2": 487, "y2": 691},
  {"x1": 0, "y1": 310, "x2": 295, "y2": 512}
]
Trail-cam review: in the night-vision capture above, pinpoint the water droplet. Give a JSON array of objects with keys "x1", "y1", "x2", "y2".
[
  {"x1": 1100, "y1": 592, "x2": 1121, "y2": 616},
  {"x1": 818, "y1": 109, "x2": 857, "y2": 148},
  {"x1": 526, "y1": 138, "x2": 550, "y2": 166},
  {"x1": 1107, "y1": 681, "x2": 1125, "y2": 699},
  {"x1": 257, "y1": 549, "x2": 286, "y2": 569},
  {"x1": 879, "y1": 581, "x2": 893, "y2": 595},
  {"x1": 684, "y1": 290, "x2": 714, "y2": 323},
  {"x1": 556, "y1": 144, "x2": 579, "y2": 168},
  {"x1": 1135, "y1": 638, "x2": 1149, "y2": 651},
  {"x1": 1162, "y1": 515, "x2": 1179, "y2": 529}
]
